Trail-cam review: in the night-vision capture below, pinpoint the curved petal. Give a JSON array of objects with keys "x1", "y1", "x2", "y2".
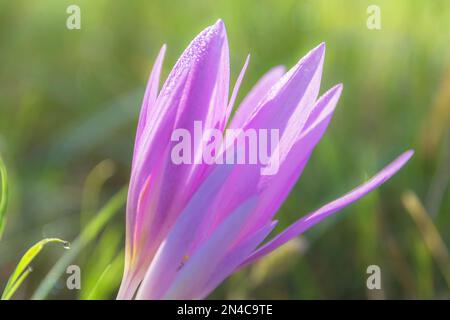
[
  {"x1": 136, "y1": 164, "x2": 233, "y2": 300},
  {"x1": 240, "y1": 150, "x2": 414, "y2": 267},
  {"x1": 123, "y1": 21, "x2": 231, "y2": 298},
  {"x1": 205, "y1": 44, "x2": 327, "y2": 233},
  {"x1": 129, "y1": 19, "x2": 228, "y2": 224},
  {"x1": 198, "y1": 221, "x2": 278, "y2": 299},
  {"x1": 123, "y1": 72, "x2": 189, "y2": 292},
  {"x1": 133, "y1": 44, "x2": 167, "y2": 165},
  {"x1": 240, "y1": 84, "x2": 344, "y2": 237},
  {"x1": 149, "y1": 19, "x2": 230, "y2": 240},
  {"x1": 229, "y1": 65, "x2": 286, "y2": 129},
  {"x1": 243, "y1": 43, "x2": 325, "y2": 132},
  {"x1": 162, "y1": 197, "x2": 258, "y2": 299},
  {"x1": 225, "y1": 54, "x2": 250, "y2": 125}
]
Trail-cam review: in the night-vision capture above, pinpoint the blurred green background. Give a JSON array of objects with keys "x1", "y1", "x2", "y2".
[{"x1": 0, "y1": 0, "x2": 449, "y2": 299}]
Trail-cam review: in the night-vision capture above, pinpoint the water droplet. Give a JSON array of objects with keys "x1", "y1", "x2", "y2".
[
  {"x1": 62, "y1": 241, "x2": 71, "y2": 250},
  {"x1": 27, "y1": 266, "x2": 33, "y2": 273}
]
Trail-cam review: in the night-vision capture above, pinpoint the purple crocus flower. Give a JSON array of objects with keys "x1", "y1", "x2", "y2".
[{"x1": 117, "y1": 20, "x2": 412, "y2": 299}]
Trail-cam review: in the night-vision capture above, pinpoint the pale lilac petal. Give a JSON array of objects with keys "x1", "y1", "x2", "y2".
[
  {"x1": 210, "y1": 34, "x2": 230, "y2": 131},
  {"x1": 136, "y1": 164, "x2": 233, "y2": 300},
  {"x1": 125, "y1": 20, "x2": 230, "y2": 282},
  {"x1": 124, "y1": 71, "x2": 189, "y2": 279},
  {"x1": 207, "y1": 44, "x2": 326, "y2": 231},
  {"x1": 229, "y1": 65, "x2": 285, "y2": 129},
  {"x1": 133, "y1": 44, "x2": 166, "y2": 165},
  {"x1": 225, "y1": 54, "x2": 250, "y2": 125},
  {"x1": 262, "y1": 83, "x2": 343, "y2": 176},
  {"x1": 239, "y1": 85, "x2": 344, "y2": 237},
  {"x1": 120, "y1": 18, "x2": 413, "y2": 300},
  {"x1": 242, "y1": 43, "x2": 325, "y2": 132},
  {"x1": 129, "y1": 20, "x2": 227, "y2": 219},
  {"x1": 241, "y1": 150, "x2": 414, "y2": 267},
  {"x1": 148, "y1": 19, "x2": 230, "y2": 237},
  {"x1": 198, "y1": 221, "x2": 278, "y2": 299},
  {"x1": 162, "y1": 197, "x2": 258, "y2": 299}
]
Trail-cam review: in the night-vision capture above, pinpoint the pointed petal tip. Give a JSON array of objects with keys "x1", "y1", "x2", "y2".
[
  {"x1": 312, "y1": 42, "x2": 326, "y2": 56},
  {"x1": 157, "y1": 44, "x2": 167, "y2": 58},
  {"x1": 211, "y1": 19, "x2": 226, "y2": 34},
  {"x1": 241, "y1": 148, "x2": 414, "y2": 267},
  {"x1": 294, "y1": 42, "x2": 325, "y2": 70},
  {"x1": 316, "y1": 83, "x2": 343, "y2": 105},
  {"x1": 199, "y1": 19, "x2": 226, "y2": 44},
  {"x1": 330, "y1": 83, "x2": 344, "y2": 95},
  {"x1": 375, "y1": 149, "x2": 414, "y2": 183},
  {"x1": 241, "y1": 54, "x2": 251, "y2": 68},
  {"x1": 317, "y1": 41, "x2": 326, "y2": 50},
  {"x1": 274, "y1": 65, "x2": 287, "y2": 74},
  {"x1": 331, "y1": 83, "x2": 344, "y2": 99},
  {"x1": 311, "y1": 42, "x2": 326, "y2": 64},
  {"x1": 399, "y1": 149, "x2": 414, "y2": 163}
]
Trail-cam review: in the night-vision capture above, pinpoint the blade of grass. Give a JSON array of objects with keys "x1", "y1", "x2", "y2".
[
  {"x1": 1, "y1": 267, "x2": 32, "y2": 300},
  {"x1": 86, "y1": 264, "x2": 111, "y2": 300},
  {"x1": 79, "y1": 224, "x2": 122, "y2": 299},
  {"x1": 31, "y1": 186, "x2": 127, "y2": 300},
  {"x1": 86, "y1": 250, "x2": 124, "y2": 300},
  {"x1": 1, "y1": 238, "x2": 67, "y2": 300},
  {"x1": 0, "y1": 155, "x2": 8, "y2": 240},
  {"x1": 81, "y1": 159, "x2": 116, "y2": 227},
  {"x1": 402, "y1": 191, "x2": 450, "y2": 288},
  {"x1": 79, "y1": 159, "x2": 116, "y2": 271}
]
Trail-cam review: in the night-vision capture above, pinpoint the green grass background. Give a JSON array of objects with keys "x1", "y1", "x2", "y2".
[{"x1": 0, "y1": 0, "x2": 449, "y2": 299}]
